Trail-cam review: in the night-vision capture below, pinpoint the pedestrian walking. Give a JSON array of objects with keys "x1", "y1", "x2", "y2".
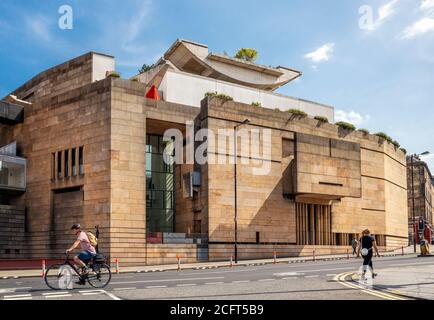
[
  {"x1": 351, "y1": 238, "x2": 358, "y2": 255},
  {"x1": 357, "y1": 229, "x2": 380, "y2": 280}
]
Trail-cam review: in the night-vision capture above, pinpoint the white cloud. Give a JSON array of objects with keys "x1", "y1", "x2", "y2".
[
  {"x1": 123, "y1": 0, "x2": 151, "y2": 45},
  {"x1": 400, "y1": 17, "x2": 434, "y2": 39},
  {"x1": 304, "y1": 43, "x2": 335, "y2": 63},
  {"x1": 421, "y1": 0, "x2": 434, "y2": 11},
  {"x1": 378, "y1": 0, "x2": 399, "y2": 23},
  {"x1": 25, "y1": 16, "x2": 51, "y2": 42},
  {"x1": 421, "y1": 154, "x2": 434, "y2": 172},
  {"x1": 335, "y1": 110, "x2": 371, "y2": 127},
  {"x1": 362, "y1": 0, "x2": 399, "y2": 32}
]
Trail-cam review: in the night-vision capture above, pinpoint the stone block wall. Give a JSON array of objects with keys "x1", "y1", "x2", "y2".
[{"x1": 0, "y1": 205, "x2": 26, "y2": 259}]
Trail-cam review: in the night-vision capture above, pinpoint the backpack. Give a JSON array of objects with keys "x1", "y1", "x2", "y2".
[{"x1": 86, "y1": 231, "x2": 98, "y2": 247}]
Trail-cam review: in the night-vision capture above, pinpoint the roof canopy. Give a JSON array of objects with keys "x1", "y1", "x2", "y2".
[{"x1": 161, "y1": 39, "x2": 302, "y2": 91}]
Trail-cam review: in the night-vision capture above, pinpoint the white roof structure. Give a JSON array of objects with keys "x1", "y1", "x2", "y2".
[{"x1": 136, "y1": 39, "x2": 335, "y2": 121}]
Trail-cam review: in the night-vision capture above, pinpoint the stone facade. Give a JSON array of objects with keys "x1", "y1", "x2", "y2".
[
  {"x1": 0, "y1": 52, "x2": 409, "y2": 266},
  {"x1": 407, "y1": 156, "x2": 434, "y2": 242}
]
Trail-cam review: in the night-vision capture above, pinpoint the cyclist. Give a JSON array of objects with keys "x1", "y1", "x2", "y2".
[
  {"x1": 66, "y1": 224, "x2": 96, "y2": 281},
  {"x1": 357, "y1": 229, "x2": 380, "y2": 280}
]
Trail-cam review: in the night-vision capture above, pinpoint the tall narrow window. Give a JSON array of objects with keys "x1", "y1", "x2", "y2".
[
  {"x1": 79, "y1": 146, "x2": 84, "y2": 175},
  {"x1": 64, "y1": 149, "x2": 69, "y2": 178},
  {"x1": 51, "y1": 153, "x2": 56, "y2": 180},
  {"x1": 57, "y1": 151, "x2": 62, "y2": 179},
  {"x1": 71, "y1": 148, "x2": 76, "y2": 176}
]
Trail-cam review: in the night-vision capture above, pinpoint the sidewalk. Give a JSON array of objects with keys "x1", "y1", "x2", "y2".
[
  {"x1": 351, "y1": 255, "x2": 434, "y2": 300},
  {"x1": 0, "y1": 246, "x2": 411, "y2": 279}
]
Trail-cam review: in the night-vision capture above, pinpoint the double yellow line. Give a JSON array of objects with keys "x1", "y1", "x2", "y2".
[{"x1": 334, "y1": 272, "x2": 407, "y2": 300}]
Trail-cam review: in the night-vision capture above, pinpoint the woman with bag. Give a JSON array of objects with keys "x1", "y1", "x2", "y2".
[{"x1": 357, "y1": 229, "x2": 380, "y2": 280}]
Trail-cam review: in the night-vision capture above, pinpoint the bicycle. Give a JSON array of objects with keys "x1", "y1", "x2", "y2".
[{"x1": 44, "y1": 253, "x2": 112, "y2": 290}]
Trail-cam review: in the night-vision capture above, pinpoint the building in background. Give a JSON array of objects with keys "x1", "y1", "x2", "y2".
[
  {"x1": 407, "y1": 156, "x2": 434, "y2": 244},
  {"x1": 0, "y1": 40, "x2": 408, "y2": 267}
]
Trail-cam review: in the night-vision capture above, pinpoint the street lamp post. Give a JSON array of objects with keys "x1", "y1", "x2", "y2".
[
  {"x1": 234, "y1": 119, "x2": 250, "y2": 264},
  {"x1": 410, "y1": 151, "x2": 430, "y2": 253}
]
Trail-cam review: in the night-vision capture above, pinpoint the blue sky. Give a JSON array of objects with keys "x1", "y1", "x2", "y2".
[{"x1": 1, "y1": 0, "x2": 434, "y2": 169}]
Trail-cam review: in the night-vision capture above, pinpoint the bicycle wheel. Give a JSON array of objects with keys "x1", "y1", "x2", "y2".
[
  {"x1": 44, "y1": 264, "x2": 79, "y2": 290},
  {"x1": 87, "y1": 263, "x2": 111, "y2": 288}
]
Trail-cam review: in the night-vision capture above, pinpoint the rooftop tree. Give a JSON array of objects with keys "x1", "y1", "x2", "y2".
[{"x1": 235, "y1": 48, "x2": 258, "y2": 62}]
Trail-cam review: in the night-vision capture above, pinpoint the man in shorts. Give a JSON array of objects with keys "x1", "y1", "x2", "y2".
[{"x1": 66, "y1": 224, "x2": 97, "y2": 278}]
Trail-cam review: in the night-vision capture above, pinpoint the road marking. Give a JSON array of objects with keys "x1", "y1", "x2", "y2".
[
  {"x1": 335, "y1": 272, "x2": 407, "y2": 301},
  {"x1": 101, "y1": 290, "x2": 121, "y2": 301},
  {"x1": 3, "y1": 296, "x2": 33, "y2": 300},
  {"x1": 205, "y1": 282, "x2": 224, "y2": 285},
  {"x1": 113, "y1": 287, "x2": 137, "y2": 291},
  {"x1": 181, "y1": 269, "x2": 258, "y2": 276},
  {"x1": 79, "y1": 290, "x2": 101, "y2": 294},
  {"x1": 232, "y1": 280, "x2": 250, "y2": 284},
  {"x1": 0, "y1": 287, "x2": 32, "y2": 294},
  {"x1": 389, "y1": 261, "x2": 434, "y2": 267},
  {"x1": 111, "y1": 276, "x2": 224, "y2": 285},
  {"x1": 82, "y1": 292, "x2": 103, "y2": 296},
  {"x1": 327, "y1": 274, "x2": 338, "y2": 277},
  {"x1": 4, "y1": 294, "x2": 31, "y2": 299},
  {"x1": 43, "y1": 291, "x2": 70, "y2": 296},
  {"x1": 258, "y1": 279, "x2": 275, "y2": 282},
  {"x1": 305, "y1": 275, "x2": 319, "y2": 278},
  {"x1": 274, "y1": 272, "x2": 304, "y2": 277},
  {"x1": 45, "y1": 294, "x2": 72, "y2": 299},
  {"x1": 176, "y1": 284, "x2": 197, "y2": 287},
  {"x1": 146, "y1": 285, "x2": 167, "y2": 289},
  {"x1": 282, "y1": 277, "x2": 298, "y2": 280}
]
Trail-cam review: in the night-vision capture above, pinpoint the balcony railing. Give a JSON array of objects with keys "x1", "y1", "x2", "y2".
[{"x1": 0, "y1": 155, "x2": 26, "y2": 192}]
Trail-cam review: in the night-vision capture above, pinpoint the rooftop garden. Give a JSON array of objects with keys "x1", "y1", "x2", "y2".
[
  {"x1": 234, "y1": 48, "x2": 258, "y2": 62},
  {"x1": 287, "y1": 108, "x2": 308, "y2": 118},
  {"x1": 205, "y1": 91, "x2": 234, "y2": 102},
  {"x1": 106, "y1": 71, "x2": 121, "y2": 78},
  {"x1": 139, "y1": 63, "x2": 154, "y2": 73},
  {"x1": 314, "y1": 116, "x2": 329, "y2": 124},
  {"x1": 335, "y1": 121, "x2": 356, "y2": 131}
]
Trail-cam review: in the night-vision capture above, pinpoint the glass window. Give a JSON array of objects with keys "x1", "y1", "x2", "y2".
[
  {"x1": 71, "y1": 148, "x2": 76, "y2": 176},
  {"x1": 145, "y1": 134, "x2": 175, "y2": 233},
  {"x1": 64, "y1": 149, "x2": 69, "y2": 178}
]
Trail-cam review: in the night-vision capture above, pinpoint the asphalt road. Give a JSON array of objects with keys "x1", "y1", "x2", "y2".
[{"x1": 0, "y1": 254, "x2": 425, "y2": 300}]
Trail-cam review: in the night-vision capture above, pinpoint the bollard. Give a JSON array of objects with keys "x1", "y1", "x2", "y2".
[
  {"x1": 41, "y1": 260, "x2": 46, "y2": 278},
  {"x1": 230, "y1": 255, "x2": 233, "y2": 267},
  {"x1": 115, "y1": 258, "x2": 119, "y2": 274},
  {"x1": 313, "y1": 250, "x2": 316, "y2": 262},
  {"x1": 177, "y1": 255, "x2": 181, "y2": 271},
  {"x1": 273, "y1": 251, "x2": 277, "y2": 264},
  {"x1": 347, "y1": 249, "x2": 350, "y2": 260},
  {"x1": 402, "y1": 246, "x2": 404, "y2": 256}
]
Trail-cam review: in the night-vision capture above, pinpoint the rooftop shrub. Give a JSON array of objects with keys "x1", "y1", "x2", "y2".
[
  {"x1": 358, "y1": 128, "x2": 370, "y2": 135},
  {"x1": 314, "y1": 116, "x2": 329, "y2": 123},
  {"x1": 205, "y1": 91, "x2": 234, "y2": 102},
  {"x1": 374, "y1": 132, "x2": 393, "y2": 144},
  {"x1": 139, "y1": 64, "x2": 154, "y2": 73},
  {"x1": 400, "y1": 148, "x2": 407, "y2": 154},
  {"x1": 335, "y1": 121, "x2": 356, "y2": 131},
  {"x1": 106, "y1": 71, "x2": 121, "y2": 78},
  {"x1": 392, "y1": 140, "x2": 401, "y2": 148},
  {"x1": 251, "y1": 102, "x2": 262, "y2": 107},
  {"x1": 235, "y1": 48, "x2": 258, "y2": 62},
  {"x1": 287, "y1": 108, "x2": 308, "y2": 118}
]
